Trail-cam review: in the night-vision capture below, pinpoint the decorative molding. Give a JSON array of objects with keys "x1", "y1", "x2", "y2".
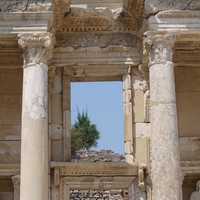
[
  {"x1": 53, "y1": 0, "x2": 143, "y2": 32},
  {"x1": 0, "y1": 0, "x2": 51, "y2": 12},
  {"x1": 56, "y1": 32, "x2": 137, "y2": 48},
  {"x1": 145, "y1": 0, "x2": 200, "y2": 16},
  {"x1": 156, "y1": 11, "x2": 200, "y2": 19},
  {"x1": 51, "y1": 162, "x2": 138, "y2": 176},
  {"x1": 18, "y1": 33, "x2": 52, "y2": 66},
  {"x1": 53, "y1": 46, "x2": 141, "y2": 66}
]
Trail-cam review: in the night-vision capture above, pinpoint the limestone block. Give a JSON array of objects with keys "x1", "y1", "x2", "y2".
[
  {"x1": 133, "y1": 123, "x2": 151, "y2": 138},
  {"x1": 133, "y1": 91, "x2": 144, "y2": 122},
  {"x1": 0, "y1": 141, "x2": 20, "y2": 163},
  {"x1": 134, "y1": 137, "x2": 150, "y2": 172},
  {"x1": 0, "y1": 71, "x2": 22, "y2": 95},
  {"x1": 124, "y1": 140, "x2": 133, "y2": 155},
  {"x1": 124, "y1": 101, "x2": 132, "y2": 142},
  {"x1": 63, "y1": 136, "x2": 71, "y2": 162},
  {"x1": 123, "y1": 90, "x2": 131, "y2": 103},
  {"x1": 125, "y1": 154, "x2": 133, "y2": 164},
  {"x1": 123, "y1": 74, "x2": 131, "y2": 90},
  {"x1": 132, "y1": 75, "x2": 147, "y2": 91},
  {"x1": 51, "y1": 68, "x2": 62, "y2": 94},
  {"x1": 178, "y1": 122, "x2": 200, "y2": 137},
  {"x1": 0, "y1": 192, "x2": 14, "y2": 200},
  {"x1": 0, "y1": 125, "x2": 21, "y2": 141},
  {"x1": 49, "y1": 124, "x2": 63, "y2": 140},
  {"x1": 124, "y1": 113, "x2": 132, "y2": 141},
  {"x1": 180, "y1": 137, "x2": 200, "y2": 161},
  {"x1": 51, "y1": 141, "x2": 63, "y2": 162},
  {"x1": 175, "y1": 67, "x2": 200, "y2": 92},
  {"x1": 50, "y1": 94, "x2": 62, "y2": 124},
  {"x1": 63, "y1": 75, "x2": 70, "y2": 111}
]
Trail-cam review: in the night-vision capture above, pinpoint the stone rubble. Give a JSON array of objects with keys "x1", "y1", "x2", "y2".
[{"x1": 71, "y1": 150, "x2": 125, "y2": 163}]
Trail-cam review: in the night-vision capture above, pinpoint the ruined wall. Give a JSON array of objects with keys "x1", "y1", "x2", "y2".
[
  {"x1": 0, "y1": 69, "x2": 22, "y2": 163},
  {"x1": 175, "y1": 67, "x2": 200, "y2": 161}
]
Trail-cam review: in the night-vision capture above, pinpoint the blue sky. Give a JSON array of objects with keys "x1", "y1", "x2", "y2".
[{"x1": 71, "y1": 81, "x2": 124, "y2": 155}]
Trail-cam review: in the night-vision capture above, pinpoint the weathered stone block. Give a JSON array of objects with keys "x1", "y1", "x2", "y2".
[
  {"x1": 0, "y1": 141, "x2": 20, "y2": 163},
  {"x1": 122, "y1": 74, "x2": 131, "y2": 90},
  {"x1": 50, "y1": 94, "x2": 62, "y2": 124},
  {"x1": 133, "y1": 123, "x2": 151, "y2": 138},
  {"x1": 180, "y1": 137, "x2": 200, "y2": 161},
  {"x1": 51, "y1": 141, "x2": 63, "y2": 162},
  {"x1": 133, "y1": 91, "x2": 144, "y2": 122},
  {"x1": 49, "y1": 124, "x2": 63, "y2": 140}
]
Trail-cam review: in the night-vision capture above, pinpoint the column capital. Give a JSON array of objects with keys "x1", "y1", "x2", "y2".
[
  {"x1": 143, "y1": 30, "x2": 177, "y2": 66},
  {"x1": 18, "y1": 33, "x2": 52, "y2": 66}
]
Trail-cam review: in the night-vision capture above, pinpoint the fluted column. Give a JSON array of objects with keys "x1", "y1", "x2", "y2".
[
  {"x1": 145, "y1": 31, "x2": 182, "y2": 199},
  {"x1": 18, "y1": 33, "x2": 52, "y2": 200}
]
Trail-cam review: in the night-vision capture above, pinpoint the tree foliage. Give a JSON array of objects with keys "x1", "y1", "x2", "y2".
[{"x1": 71, "y1": 110, "x2": 100, "y2": 152}]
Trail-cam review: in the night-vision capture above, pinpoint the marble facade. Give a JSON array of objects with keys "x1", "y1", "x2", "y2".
[{"x1": 0, "y1": 0, "x2": 200, "y2": 199}]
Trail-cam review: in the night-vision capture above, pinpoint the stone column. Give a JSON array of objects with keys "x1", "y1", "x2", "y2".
[
  {"x1": 18, "y1": 33, "x2": 52, "y2": 200},
  {"x1": 144, "y1": 31, "x2": 182, "y2": 199},
  {"x1": 12, "y1": 175, "x2": 20, "y2": 200}
]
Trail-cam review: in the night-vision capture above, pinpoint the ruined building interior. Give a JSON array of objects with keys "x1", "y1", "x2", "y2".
[{"x1": 0, "y1": 0, "x2": 200, "y2": 200}]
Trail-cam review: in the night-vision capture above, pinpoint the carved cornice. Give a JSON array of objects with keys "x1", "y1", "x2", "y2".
[
  {"x1": 53, "y1": 0, "x2": 143, "y2": 32},
  {"x1": 18, "y1": 33, "x2": 52, "y2": 66},
  {"x1": 145, "y1": 0, "x2": 200, "y2": 17},
  {"x1": 0, "y1": 0, "x2": 52, "y2": 12},
  {"x1": 156, "y1": 10, "x2": 200, "y2": 19}
]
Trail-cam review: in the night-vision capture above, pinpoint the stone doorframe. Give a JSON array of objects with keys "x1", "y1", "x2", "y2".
[{"x1": 51, "y1": 162, "x2": 140, "y2": 200}]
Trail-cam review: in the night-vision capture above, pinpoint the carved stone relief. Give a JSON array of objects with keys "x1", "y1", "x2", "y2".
[
  {"x1": 144, "y1": 31, "x2": 177, "y2": 65},
  {"x1": 0, "y1": 0, "x2": 51, "y2": 12},
  {"x1": 18, "y1": 33, "x2": 52, "y2": 65},
  {"x1": 145, "y1": 0, "x2": 200, "y2": 16},
  {"x1": 56, "y1": 32, "x2": 137, "y2": 48}
]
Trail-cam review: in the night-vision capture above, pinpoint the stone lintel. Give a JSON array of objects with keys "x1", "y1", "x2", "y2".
[
  {"x1": 53, "y1": 47, "x2": 141, "y2": 67},
  {"x1": 51, "y1": 162, "x2": 138, "y2": 176}
]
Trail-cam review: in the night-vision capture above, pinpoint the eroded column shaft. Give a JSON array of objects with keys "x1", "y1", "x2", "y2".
[
  {"x1": 18, "y1": 33, "x2": 52, "y2": 200},
  {"x1": 146, "y1": 32, "x2": 182, "y2": 199}
]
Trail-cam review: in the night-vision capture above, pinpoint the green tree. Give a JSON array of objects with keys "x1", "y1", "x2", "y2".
[{"x1": 71, "y1": 110, "x2": 100, "y2": 152}]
